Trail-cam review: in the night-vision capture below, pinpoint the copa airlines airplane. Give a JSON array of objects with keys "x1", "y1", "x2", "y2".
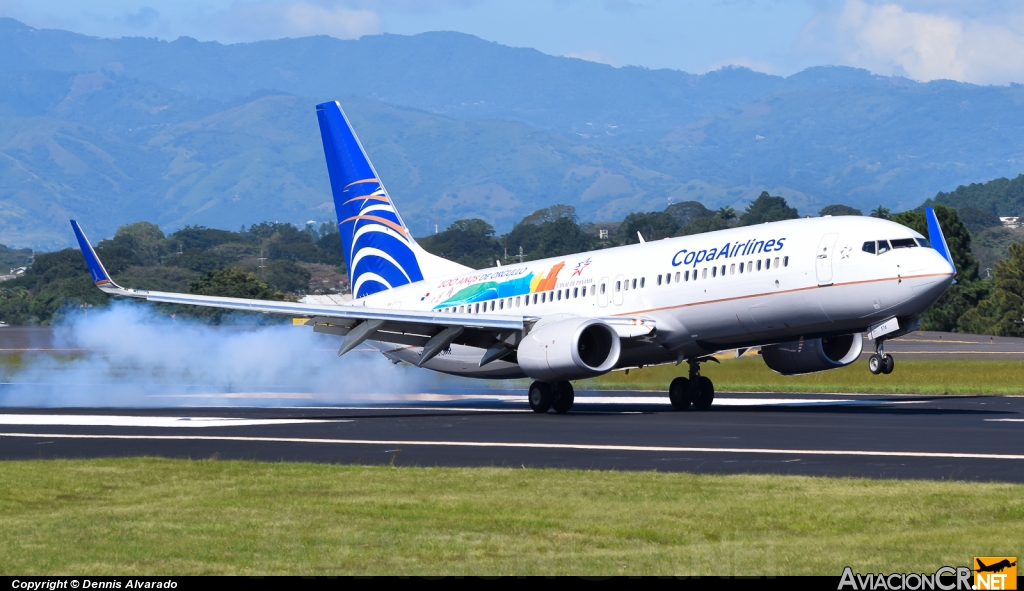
[{"x1": 71, "y1": 101, "x2": 958, "y2": 414}]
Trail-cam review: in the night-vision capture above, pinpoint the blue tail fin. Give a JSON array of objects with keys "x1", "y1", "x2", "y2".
[{"x1": 316, "y1": 101, "x2": 425, "y2": 298}]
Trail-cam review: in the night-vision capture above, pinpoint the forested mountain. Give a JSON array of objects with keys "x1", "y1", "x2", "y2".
[{"x1": 2, "y1": 18, "x2": 1024, "y2": 250}]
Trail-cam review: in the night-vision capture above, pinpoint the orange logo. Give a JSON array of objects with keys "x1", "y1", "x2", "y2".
[{"x1": 974, "y1": 557, "x2": 1017, "y2": 590}]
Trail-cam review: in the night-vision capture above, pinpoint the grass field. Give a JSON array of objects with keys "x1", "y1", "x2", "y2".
[
  {"x1": 1, "y1": 458, "x2": 1021, "y2": 575},
  {"x1": 585, "y1": 358, "x2": 1024, "y2": 395}
]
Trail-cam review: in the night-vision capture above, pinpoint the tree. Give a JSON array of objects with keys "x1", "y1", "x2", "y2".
[
  {"x1": 819, "y1": 204, "x2": 862, "y2": 216},
  {"x1": 738, "y1": 192, "x2": 800, "y2": 226},
  {"x1": 958, "y1": 242, "x2": 1024, "y2": 336},
  {"x1": 517, "y1": 205, "x2": 577, "y2": 226},
  {"x1": 716, "y1": 206, "x2": 737, "y2": 221},
  {"x1": 621, "y1": 211, "x2": 679, "y2": 244},
  {"x1": 957, "y1": 206, "x2": 1001, "y2": 235},
  {"x1": 870, "y1": 205, "x2": 891, "y2": 220},
  {"x1": 187, "y1": 268, "x2": 285, "y2": 324},
  {"x1": 107, "y1": 222, "x2": 168, "y2": 266},
  {"x1": 418, "y1": 219, "x2": 502, "y2": 269},
  {"x1": 665, "y1": 201, "x2": 715, "y2": 227}
]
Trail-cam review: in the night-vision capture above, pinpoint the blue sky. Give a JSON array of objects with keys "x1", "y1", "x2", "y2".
[{"x1": 3, "y1": 0, "x2": 1024, "y2": 84}]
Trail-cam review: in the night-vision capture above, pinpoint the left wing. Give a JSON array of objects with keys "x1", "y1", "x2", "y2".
[{"x1": 71, "y1": 220, "x2": 524, "y2": 365}]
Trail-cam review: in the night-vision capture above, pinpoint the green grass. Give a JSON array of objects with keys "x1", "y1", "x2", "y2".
[
  {"x1": 1, "y1": 458, "x2": 1022, "y2": 575},
  {"x1": 585, "y1": 358, "x2": 1024, "y2": 395}
]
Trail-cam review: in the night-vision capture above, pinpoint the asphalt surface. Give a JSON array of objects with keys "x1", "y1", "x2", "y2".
[
  {"x1": 2, "y1": 391, "x2": 1023, "y2": 482},
  {"x1": 2, "y1": 326, "x2": 1022, "y2": 482}
]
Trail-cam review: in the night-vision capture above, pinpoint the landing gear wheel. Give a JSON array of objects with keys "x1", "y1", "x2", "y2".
[
  {"x1": 868, "y1": 354, "x2": 883, "y2": 375},
  {"x1": 881, "y1": 354, "x2": 894, "y2": 374},
  {"x1": 528, "y1": 381, "x2": 553, "y2": 413},
  {"x1": 669, "y1": 377, "x2": 693, "y2": 411},
  {"x1": 692, "y1": 376, "x2": 715, "y2": 411},
  {"x1": 551, "y1": 381, "x2": 575, "y2": 414}
]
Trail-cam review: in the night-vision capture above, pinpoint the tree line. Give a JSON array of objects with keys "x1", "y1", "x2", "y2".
[{"x1": 0, "y1": 189, "x2": 1021, "y2": 335}]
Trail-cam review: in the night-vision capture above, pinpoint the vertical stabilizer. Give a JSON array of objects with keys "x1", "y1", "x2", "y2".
[{"x1": 315, "y1": 101, "x2": 468, "y2": 299}]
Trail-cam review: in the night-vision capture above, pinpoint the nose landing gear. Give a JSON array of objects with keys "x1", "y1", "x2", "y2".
[
  {"x1": 669, "y1": 357, "x2": 716, "y2": 411},
  {"x1": 868, "y1": 340, "x2": 895, "y2": 375}
]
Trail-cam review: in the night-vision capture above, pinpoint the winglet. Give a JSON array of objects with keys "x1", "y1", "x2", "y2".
[
  {"x1": 925, "y1": 207, "x2": 956, "y2": 275},
  {"x1": 70, "y1": 220, "x2": 129, "y2": 294}
]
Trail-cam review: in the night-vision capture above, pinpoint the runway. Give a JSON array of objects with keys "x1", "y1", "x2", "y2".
[{"x1": 2, "y1": 390, "x2": 1022, "y2": 482}]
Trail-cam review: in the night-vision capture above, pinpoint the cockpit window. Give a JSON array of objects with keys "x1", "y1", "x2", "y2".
[
  {"x1": 876, "y1": 240, "x2": 891, "y2": 254},
  {"x1": 891, "y1": 238, "x2": 917, "y2": 249},
  {"x1": 916, "y1": 237, "x2": 930, "y2": 248},
  {"x1": 862, "y1": 241, "x2": 876, "y2": 254}
]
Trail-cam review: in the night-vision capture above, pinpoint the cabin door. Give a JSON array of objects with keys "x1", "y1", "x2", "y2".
[{"x1": 815, "y1": 233, "x2": 839, "y2": 286}]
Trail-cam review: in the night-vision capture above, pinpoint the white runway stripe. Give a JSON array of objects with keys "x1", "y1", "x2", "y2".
[
  {"x1": 0, "y1": 415, "x2": 346, "y2": 428},
  {"x1": 1, "y1": 432, "x2": 1021, "y2": 460},
  {"x1": 985, "y1": 419, "x2": 1024, "y2": 422}
]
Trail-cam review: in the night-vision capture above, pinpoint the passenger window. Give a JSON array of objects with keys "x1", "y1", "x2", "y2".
[
  {"x1": 556, "y1": 290, "x2": 561, "y2": 301},
  {"x1": 615, "y1": 281, "x2": 621, "y2": 292},
  {"x1": 721, "y1": 265, "x2": 726, "y2": 276},
  {"x1": 516, "y1": 296, "x2": 520, "y2": 307},
  {"x1": 774, "y1": 257, "x2": 779, "y2": 268},
  {"x1": 573, "y1": 287, "x2": 578, "y2": 298},
  {"x1": 541, "y1": 293, "x2": 546, "y2": 303},
  {"x1": 601, "y1": 283, "x2": 606, "y2": 294},
  {"x1": 702, "y1": 268, "x2": 707, "y2": 279},
  {"x1": 499, "y1": 299, "x2": 504, "y2": 310},
  {"x1": 476, "y1": 303, "x2": 481, "y2": 313},
  {"x1": 533, "y1": 294, "x2": 538, "y2": 304},
  {"x1": 712, "y1": 266, "x2": 717, "y2": 278},
  {"x1": 491, "y1": 301, "x2": 496, "y2": 311},
  {"x1": 891, "y1": 238, "x2": 916, "y2": 249},
  {"x1": 631, "y1": 278, "x2": 637, "y2": 289},
  {"x1": 877, "y1": 240, "x2": 891, "y2": 254},
  {"x1": 730, "y1": 264, "x2": 735, "y2": 275},
  {"x1": 783, "y1": 256, "x2": 789, "y2": 267},
  {"x1": 459, "y1": 305, "x2": 465, "y2": 313},
  {"x1": 685, "y1": 270, "x2": 690, "y2": 281},
  {"x1": 862, "y1": 241, "x2": 876, "y2": 254},
  {"x1": 590, "y1": 285, "x2": 596, "y2": 296},
  {"x1": 657, "y1": 274, "x2": 662, "y2": 285},
  {"x1": 739, "y1": 262, "x2": 744, "y2": 273},
  {"x1": 674, "y1": 272, "x2": 680, "y2": 282},
  {"x1": 757, "y1": 260, "x2": 762, "y2": 271},
  {"x1": 523, "y1": 296, "x2": 528, "y2": 307},
  {"x1": 624, "y1": 280, "x2": 629, "y2": 291},
  {"x1": 640, "y1": 277, "x2": 645, "y2": 288},
  {"x1": 764, "y1": 258, "x2": 770, "y2": 270}
]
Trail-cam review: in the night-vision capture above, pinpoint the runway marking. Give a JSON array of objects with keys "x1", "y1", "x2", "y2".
[
  {"x1": 0, "y1": 415, "x2": 347, "y2": 428},
  {"x1": 1, "y1": 432, "x2": 1022, "y2": 461},
  {"x1": 985, "y1": 419, "x2": 1024, "y2": 422}
]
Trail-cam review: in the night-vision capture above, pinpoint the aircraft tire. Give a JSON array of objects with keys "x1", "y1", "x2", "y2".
[
  {"x1": 868, "y1": 354, "x2": 883, "y2": 374},
  {"x1": 552, "y1": 381, "x2": 575, "y2": 414},
  {"x1": 692, "y1": 376, "x2": 715, "y2": 411},
  {"x1": 528, "y1": 381, "x2": 553, "y2": 413},
  {"x1": 669, "y1": 377, "x2": 693, "y2": 411},
  {"x1": 882, "y1": 354, "x2": 895, "y2": 374}
]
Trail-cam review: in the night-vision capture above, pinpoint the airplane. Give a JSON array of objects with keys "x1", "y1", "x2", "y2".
[
  {"x1": 70, "y1": 100, "x2": 957, "y2": 414},
  {"x1": 976, "y1": 559, "x2": 1016, "y2": 573}
]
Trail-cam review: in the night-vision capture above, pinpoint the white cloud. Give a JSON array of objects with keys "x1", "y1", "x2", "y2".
[
  {"x1": 215, "y1": 1, "x2": 382, "y2": 41},
  {"x1": 818, "y1": 0, "x2": 1024, "y2": 84}
]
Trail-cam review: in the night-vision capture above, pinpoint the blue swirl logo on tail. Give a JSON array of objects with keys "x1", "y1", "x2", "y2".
[{"x1": 316, "y1": 101, "x2": 424, "y2": 298}]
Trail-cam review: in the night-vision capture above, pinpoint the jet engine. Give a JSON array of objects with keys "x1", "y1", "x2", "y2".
[
  {"x1": 760, "y1": 334, "x2": 863, "y2": 376},
  {"x1": 517, "y1": 317, "x2": 621, "y2": 381}
]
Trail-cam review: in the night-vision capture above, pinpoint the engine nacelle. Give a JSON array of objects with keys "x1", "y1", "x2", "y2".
[
  {"x1": 517, "y1": 317, "x2": 621, "y2": 381},
  {"x1": 761, "y1": 334, "x2": 863, "y2": 376}
]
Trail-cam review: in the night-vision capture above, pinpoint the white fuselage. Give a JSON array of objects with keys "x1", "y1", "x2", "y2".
[{"x1": 354, "y1": 216, "x2": 955, "y2": 378}]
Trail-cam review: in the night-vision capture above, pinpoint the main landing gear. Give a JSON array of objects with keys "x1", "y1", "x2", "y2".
[
  {"x1": 668, "y1": 358, "x2": 716, "y2": 411},
  {"x1": 528, "y1": 381, "x2": 575, "y2": 413},
  {"x1": 868, "y1": 339, "x2": 895, "y2": 375}
]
